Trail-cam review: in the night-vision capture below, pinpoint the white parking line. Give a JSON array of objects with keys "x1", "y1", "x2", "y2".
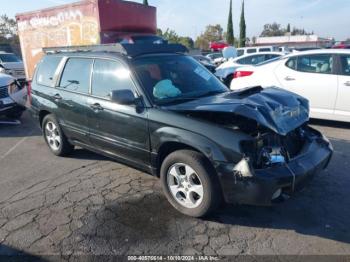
[{"x1": 0, "y1": 136, "x2": 30, "y2": 160}]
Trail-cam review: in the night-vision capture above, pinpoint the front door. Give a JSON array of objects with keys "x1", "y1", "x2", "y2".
[
  {"x1": 335, "y1": 54, "x2": 350, "y2": 118},
  {"x1": 87, "y1": 58, "x2": 150, "y2": 169},
  {"x1": 275, "y1": 54, "x2": 338, "y2": 118}
]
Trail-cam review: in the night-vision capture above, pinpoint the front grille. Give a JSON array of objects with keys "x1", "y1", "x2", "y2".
[{"x1": 0, "y1": 86, "x2": 9, "y2": 99}]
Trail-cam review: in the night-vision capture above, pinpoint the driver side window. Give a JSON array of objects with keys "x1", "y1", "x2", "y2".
[{"x1": 91, "y1": 59, "x2": 135, "y2": 98}]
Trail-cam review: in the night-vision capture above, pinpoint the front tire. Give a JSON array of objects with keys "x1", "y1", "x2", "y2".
[
  {"x1": 42, "y1": 114, "x2": 74, "y2": 156},
  {"x1": 160, "y1": 150, "x2": 222, "y2": 217}
]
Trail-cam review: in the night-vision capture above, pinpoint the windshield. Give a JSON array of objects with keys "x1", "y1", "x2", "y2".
[
  {"x1": 132, "y1": 55, "x2": 228, "y2": 105},
  {"x1": 0, "y1": 54, "x2": 21, "y2": 62}
]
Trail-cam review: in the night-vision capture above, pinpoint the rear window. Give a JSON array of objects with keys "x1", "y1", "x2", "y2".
[{"x1": 36, "y1": 56, "x2": 62, "y2": 87}]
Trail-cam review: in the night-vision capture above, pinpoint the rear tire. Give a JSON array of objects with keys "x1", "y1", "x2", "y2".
[
  {"x1": 42, "y1": 114, "x2": 74, "y2": 156},
  {"x1": 160, "y1": 150, "x2": 222, "y2": 217}
]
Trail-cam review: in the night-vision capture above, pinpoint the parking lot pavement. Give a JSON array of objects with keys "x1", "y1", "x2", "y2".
[{"x1": 0, "y1": 112, "x2": 350, "y2": 258}]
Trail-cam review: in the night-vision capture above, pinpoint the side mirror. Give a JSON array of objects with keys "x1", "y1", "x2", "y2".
[{"x1": 110, "y1": 89, "x2": 136, "y2": 105}]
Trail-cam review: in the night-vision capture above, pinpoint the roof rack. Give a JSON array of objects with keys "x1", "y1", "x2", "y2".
[{"x1": 42, "y1": 43, "x2": 188, "y2": 57}]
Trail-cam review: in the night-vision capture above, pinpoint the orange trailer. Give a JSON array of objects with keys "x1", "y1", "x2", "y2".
[{"x1": 16, "y1": 0, "x2": 157, "y2": 80}]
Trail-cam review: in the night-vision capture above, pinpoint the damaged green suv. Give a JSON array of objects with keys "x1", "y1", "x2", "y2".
[{"x1": 30, "y1": 44, "x2": 333, "y2": 217}]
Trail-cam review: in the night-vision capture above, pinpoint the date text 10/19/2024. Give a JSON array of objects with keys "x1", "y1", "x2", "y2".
[{"x1": 128, "y1": 256, "x2": 220, "y2": 261}]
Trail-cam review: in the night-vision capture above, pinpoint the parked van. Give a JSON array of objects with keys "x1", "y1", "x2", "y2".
[{"x1": 237, "y1": 46, "x2": 280, "y2": 56}]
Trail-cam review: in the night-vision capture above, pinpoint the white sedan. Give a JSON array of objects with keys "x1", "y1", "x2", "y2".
[
  {"x1": 215, "y1": 52, "x2": 284, "y2": 86},
  {"x1": 230, "y1": 49, "x2": 350, "y2": 122}
]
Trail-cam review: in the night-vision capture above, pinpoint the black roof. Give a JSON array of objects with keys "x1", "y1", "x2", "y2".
[{"x1": 43, "y1": 43, "x2": 188, "y2": 58}]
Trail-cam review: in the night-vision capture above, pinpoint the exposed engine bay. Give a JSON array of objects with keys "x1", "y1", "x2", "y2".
[{"x1": 185, "y1": 111, "x2": 310, "y2": 169}]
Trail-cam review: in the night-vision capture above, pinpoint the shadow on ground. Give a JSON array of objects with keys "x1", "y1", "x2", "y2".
[
  {"x1": 0, "y1": 244, "x2": 47, "y2": 261},
  {"x1": 75, "y1": 136, "x2": 350, "y2": 255}
]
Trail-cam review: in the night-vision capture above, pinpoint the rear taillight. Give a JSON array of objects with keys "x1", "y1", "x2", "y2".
[
  {"x1": 26, "y1": 80, "x2": 32, "y2": 106},
  {"x1": 233, "y1": 71, "x2": 254, "y2": 79}
]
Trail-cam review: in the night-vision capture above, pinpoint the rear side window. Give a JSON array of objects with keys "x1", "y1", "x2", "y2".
[
  {"x1": 296, "y1": 54, "x2": 333, "y2": 74},
  {"x1": 92, "y1": 59, "x2": 134, "y2": 98},
  {"x1": 237, "y1": 55, "x2": 265, "y2": 65},
  {"x1": 59, "y1": 58, "x2": 93, "y2": 94},
  {"x1": 36, "y1": 56, "x2": 62, "y2": 87},
  {"x1": 259, "y1": 48, "x2": 271, "y2": 52},
  {"x1": 286, "y1": 57, "x2": 297, "y2": 70},
  {"x1": 339, "y1": 55, "x2": 350, "y2": 76}
]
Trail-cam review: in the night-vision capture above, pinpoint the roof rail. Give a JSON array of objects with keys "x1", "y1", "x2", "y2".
[
  {"x1": 43, "y1": 44, "x2": 127, "y2": 55},
  {"x1": 42, "y1": 43, "x2": 188, "y2": 57}
]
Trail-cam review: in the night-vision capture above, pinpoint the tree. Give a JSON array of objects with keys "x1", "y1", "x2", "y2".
[
  {"x1": 0, "y1": 15, "x2": 20, "y2": 55},
  {"x1": 178, "y1": 37, "x2": 194, "y2": 49},
  {"x1": 260, "y1": 23, "x2": 284, "y2": 37},
  {"x1": 195, "y1": 24, "x2": 224, "y2": 50},
  {"x1": 0, "y1": 15, "x2": 17, "y2": 37},
  {"x1": 226, "y1": 0, "x2": 234, "y2": 45},
  {"x1": 239, "y1": 0, "x2": 246, "y2": 47},
  {"x1": 143, "y1": 0, "x2": 149, "y2": 6},
  {"x1": 158, "y1": 28, "x2": 194, "y2": 49},
  {"x1": 156, "y1": 28, "x2": 163, "y2": 36},
  {"x1": 286, "y1": 23, "x2": 291, "y2": 33},
  {"x1": 162, "y1": 28, "x2": 179, "y2": 43}
]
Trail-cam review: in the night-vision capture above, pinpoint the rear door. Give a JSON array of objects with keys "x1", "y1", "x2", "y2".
[
  {"x1": 274, "y1": 54, "x2": 338, "y2": 118},
  {"x1": 335, "y1": 54, "x2": 350, "y2": 118},
  {"x1": 55, "y1": 57, "x2": 93, "y2": 145},
  {"x1": 87, "y1": 58, "x2": 150, "y2": 169}
]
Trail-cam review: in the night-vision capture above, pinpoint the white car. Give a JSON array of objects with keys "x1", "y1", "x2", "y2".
[
  {"x1": 230, "y1": 49, "x2": 350, "y2": 122},
  {"x1": 215, "y1": 52, "x2": 284, "y2": 86},
  {"x1": 206, "y1": 52, "x2": 225, "y2": 65},
  {"x1": 0, "y1": 52, "x2": 26, "y2": 83}
]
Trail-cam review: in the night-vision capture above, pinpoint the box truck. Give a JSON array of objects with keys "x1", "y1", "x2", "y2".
[{"x1": 16, "y1": 0, "x2": 157, "y2": 79}]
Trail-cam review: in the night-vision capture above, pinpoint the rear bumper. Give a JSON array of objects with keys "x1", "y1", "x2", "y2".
[
  {"x1": 0, "y1": 102, "x2": 25, "y2": 116},
  {"x1": 217, "y1": 129, "x2": 333, "y2": 206}
]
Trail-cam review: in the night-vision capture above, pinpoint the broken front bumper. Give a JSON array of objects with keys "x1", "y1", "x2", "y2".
[{"x1": 217, "y1": 129, "x2": 333, "y2": 206}]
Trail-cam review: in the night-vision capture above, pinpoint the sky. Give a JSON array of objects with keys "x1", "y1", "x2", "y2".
[{"x1": 2, "y1": 0, "x2": 350, "y2": 41}]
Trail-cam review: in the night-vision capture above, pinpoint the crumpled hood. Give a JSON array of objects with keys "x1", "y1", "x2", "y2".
[{"x1": 164, "y1": 86, "x2": 309, "y2": 136}]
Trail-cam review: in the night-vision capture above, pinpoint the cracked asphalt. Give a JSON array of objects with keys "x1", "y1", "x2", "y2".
[{"x1": 0, "y1": 112, "x2": 350, "y2": 259}]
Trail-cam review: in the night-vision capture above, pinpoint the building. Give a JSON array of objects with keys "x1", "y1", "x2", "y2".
[{"x1": 255, "y1": 35, "x2": 335, "y2": 49}]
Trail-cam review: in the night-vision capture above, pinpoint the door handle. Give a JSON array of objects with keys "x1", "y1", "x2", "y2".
[
  {"x1": 89, "y1": 103, "x2": 104, "y2": 112},
  {"x1": 285, "y1": 76, "x2": 295, "y2": 81},
  {"x1": 53, "y1": 94, "x2": 62, "y2": 101},
  {"x1": 344, "y1": 81, "x2": 350, "y2": 86}
]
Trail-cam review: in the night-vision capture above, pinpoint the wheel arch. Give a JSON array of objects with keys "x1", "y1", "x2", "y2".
[
  {"x1": 151, "y1": 128, "x2": 227, "y2": 177},
  {"x1": 39, "y1": 110, "x2": 52, "y2": 127}
]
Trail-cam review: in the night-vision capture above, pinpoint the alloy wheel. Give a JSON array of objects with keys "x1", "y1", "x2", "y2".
[{"x1": 167, "y1": 163, "x2": 204, "y2": 209}]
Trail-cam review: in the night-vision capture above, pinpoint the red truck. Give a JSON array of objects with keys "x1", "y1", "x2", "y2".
[
  {"x1": 16, "y1": 0, "x2": 157, "y2": 80},
  {"x1": 209, "y1": 41, "x2": 229, "y2": 52}
]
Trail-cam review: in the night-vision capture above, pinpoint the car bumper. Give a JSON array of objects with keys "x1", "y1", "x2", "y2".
[
  {"x1": 216, "y1": 129, "x2": 333, "y2": 206},
  {"x1": 0, "y1": 102, "x2": 26, "y2": 116}
]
